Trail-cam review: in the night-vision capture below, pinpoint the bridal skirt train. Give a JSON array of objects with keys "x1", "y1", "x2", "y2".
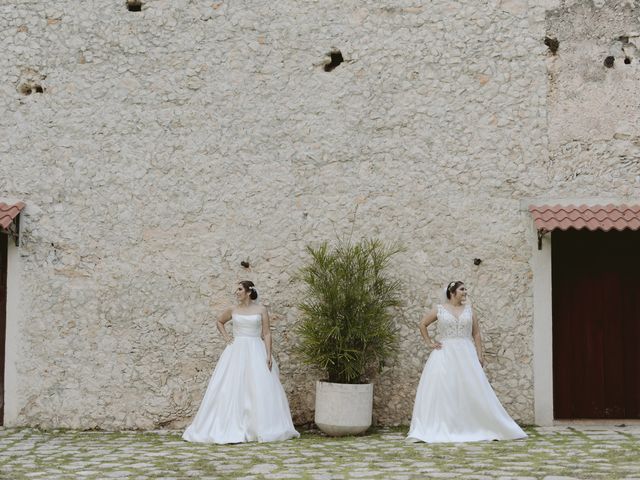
[
  {"x1": 407, "y1": 337, "x2": 527, "y2": 443},
  {"x1": 182, "y1": 335, "x2": 299, "y2": 444}
]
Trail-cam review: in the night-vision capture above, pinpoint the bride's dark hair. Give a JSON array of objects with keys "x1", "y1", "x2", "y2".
[
  {"x1": 446, "y1": 281, "x2": 464, "y2": 299},
  {"x1": 239, "y1": 280, "x2": 258, "y2": 300}
]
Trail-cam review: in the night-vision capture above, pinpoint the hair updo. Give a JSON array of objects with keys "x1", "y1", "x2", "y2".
[
  {"x1": 239, "y1": 280, "x2": 258, "y2": 300},
  {"x1": 446, "y1": 281, "x2": 464, "y2": 299}
]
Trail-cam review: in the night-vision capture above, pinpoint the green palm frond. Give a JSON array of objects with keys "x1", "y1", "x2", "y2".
[{"x1": 295, "y1": 238, "x2": 404, "y2": 384}]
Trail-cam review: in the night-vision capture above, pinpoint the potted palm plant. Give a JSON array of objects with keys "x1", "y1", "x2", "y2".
[{"x1": 296, "y1": 238, "x2": 403, "y2": 436}]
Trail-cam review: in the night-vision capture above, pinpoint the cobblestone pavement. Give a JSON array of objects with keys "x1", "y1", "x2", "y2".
[{"x1": 0, "y1": 425, "x2": 638, "y2": 479}]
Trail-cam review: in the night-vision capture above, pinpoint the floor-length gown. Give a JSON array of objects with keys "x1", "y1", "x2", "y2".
[
  {"x1": 183, "y1": 313, "x2": 299, "y2": 443},
  {"x1": 407, "y1": 304, "x2": 527, "y2": 443}
]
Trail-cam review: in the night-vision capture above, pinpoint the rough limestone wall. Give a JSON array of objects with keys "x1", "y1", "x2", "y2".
[
  {"x1": 0, "y1": 0, "x2": 587, "y2": 429},
  {"x1": 545, "y1": 0, "x2": 640, "y2": 194}
]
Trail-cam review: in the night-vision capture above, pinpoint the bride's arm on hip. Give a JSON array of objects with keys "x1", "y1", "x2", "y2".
[
  {"x1": 419, "y1": 308, "x2": 441, "y2": 349},
  {"x1": 260, "y1": 306, "x2": 273, "y2": 370},
  {"x1": 471, "y1": 308, "x2": 484, "y2": 366},
  {"x1": 216, "y1": 307, "x2": 233, "y2": 345}
]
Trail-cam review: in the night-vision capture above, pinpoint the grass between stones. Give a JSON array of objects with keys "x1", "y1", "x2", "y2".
[{"x1": 0, "y1": 426, "x2": 638, "y2": 479}]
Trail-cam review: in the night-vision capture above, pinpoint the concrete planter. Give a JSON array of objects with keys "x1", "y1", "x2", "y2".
[{"x1": 314, "y1": 380, "x2": 373, "y2": 436}]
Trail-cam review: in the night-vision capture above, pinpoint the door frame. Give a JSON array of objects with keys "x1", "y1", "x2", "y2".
[
  {"x1": 531, "y1": 220, "x2": 554, "y2": 425},
  {"x1": 0, "y1": 233, "x2": 6, "y2": 424},
  {"x1": 1, "y1": 224, "x2": 22, "y2": 426},
  {"x1": 526, "y1": 197, "x2": 639, "y2": 425}
]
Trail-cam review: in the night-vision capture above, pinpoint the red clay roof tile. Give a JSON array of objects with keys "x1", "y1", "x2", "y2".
[
  {"x1": 529, "y1": 204, "x2": 640, "y2": 232},
  {"x1": 0, "y1": 202, "x2": 25, "y2": 230}
]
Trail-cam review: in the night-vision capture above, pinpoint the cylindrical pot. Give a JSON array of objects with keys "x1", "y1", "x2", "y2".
[{"x1": 314, "y1": 380, "x2": 373, "y2": 436}]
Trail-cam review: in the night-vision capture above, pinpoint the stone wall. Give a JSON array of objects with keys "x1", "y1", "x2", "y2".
[
  {"x1": 0, "y1": 0, "x2": 638, "y2": 429},
  {"x1": 545, "y1": 0, "x2": 640, "y2": 194}
]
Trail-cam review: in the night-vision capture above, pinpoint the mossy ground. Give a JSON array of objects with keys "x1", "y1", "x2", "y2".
[{"x1": 0, "y1": 425, "x2": 638, "y2": 479}]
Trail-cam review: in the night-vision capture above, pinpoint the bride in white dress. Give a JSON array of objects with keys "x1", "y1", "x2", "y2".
[
  {"x1": 407, "y1": 281, "x2": 526, "y2": 443},
  {"x1": 183, "y1": 281, "x2": 299, "y2": 444}
]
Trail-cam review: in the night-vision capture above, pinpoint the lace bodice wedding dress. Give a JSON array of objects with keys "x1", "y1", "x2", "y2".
[
  {"x1": 183, "y1": 313, "x2": 299, "y2": 443},
  {"x1": 407, "y1": 304, "x2": 526, "y2": 443}
]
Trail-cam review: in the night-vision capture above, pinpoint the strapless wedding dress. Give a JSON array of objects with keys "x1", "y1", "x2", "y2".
[{"x1": 183, "y1": 313, "x2": 299, "y2": 443}]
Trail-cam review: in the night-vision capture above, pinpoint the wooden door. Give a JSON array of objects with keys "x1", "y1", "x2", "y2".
[
  {"x1": 552, "y1": 229, "x2": 640, "y2": 419},
  {"x1": 0, "y1": 233, "x2": 7, "y2": 425}
]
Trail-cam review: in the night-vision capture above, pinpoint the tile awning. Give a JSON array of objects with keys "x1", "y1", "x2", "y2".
[
  {"x1": 0, "y1": 201, "x2": 25, "y2": 245},
  {"x1": 529, "y1": 204, "x2": 640, "y2": 249}
]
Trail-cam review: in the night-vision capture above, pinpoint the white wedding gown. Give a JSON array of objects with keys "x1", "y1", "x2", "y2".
[
  {"x1": 183, "y1": 313, "x2": 299, "y2": 443},
  {"x1": 407, "y1": 304, "x2": 527, "y2": 443}
]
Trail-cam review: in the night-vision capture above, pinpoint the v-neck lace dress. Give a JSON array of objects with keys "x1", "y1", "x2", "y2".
[{"x1": 407, "y1": 304, "x2": 527, "y2": 443}]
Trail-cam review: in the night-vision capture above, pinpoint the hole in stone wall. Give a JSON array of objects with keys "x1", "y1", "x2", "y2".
[
  {"x1": 19, "y1": 82, "x2": 45, "y2": 95},
  {"x1": 624, "y1": 57, "x2": 631, "y2": 64},
  {"x1": 604, "y1": 56, "x2": 615, "y2": 68},
  {"x1": 544, "y1": 37, "x2": 559, "y2": 55},
  {"x1": 240, "y1": 260, "x2": 250, "y2": 268},
  {"x1": 126, "y1": 0, "x2": 142, "y2": 12},
  {"x1": 324, "y1": 49, "x2": 344, "y2": 72}
]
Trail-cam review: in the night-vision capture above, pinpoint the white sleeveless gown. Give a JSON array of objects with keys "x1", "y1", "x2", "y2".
[
  {"x1": 407, "y1": 304, "x2": 527, "y2": 443},
  {"x1": 183, "y1": 313, "x2": 299, "y2": 443}
]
